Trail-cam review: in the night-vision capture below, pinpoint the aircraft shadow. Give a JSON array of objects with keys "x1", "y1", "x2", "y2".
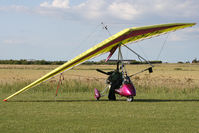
[{"x1": 8, "y1": 99, "x2": 199, "y2": 103}]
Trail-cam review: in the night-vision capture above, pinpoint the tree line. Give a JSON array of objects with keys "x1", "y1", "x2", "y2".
[
  {"x1": 0, "y1": 59, "x2": 65, "y2": 65},
  {"x1": 1, "y1": 59, "x2": 198, "y2": 65},
  {"x1": 0, "y1": 59, "x2": 162, "y2": 65}
]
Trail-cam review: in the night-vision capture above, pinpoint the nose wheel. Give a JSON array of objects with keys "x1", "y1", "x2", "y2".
[{"x1": 127, "y1": 96, "x2": 134, "y2": 102}]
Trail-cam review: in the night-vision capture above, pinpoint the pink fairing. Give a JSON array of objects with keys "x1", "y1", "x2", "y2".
[
  {"x1": 115, "y1": 83, "x2": 136, "y2": 97},
  {"x1": 94, "y1": 88, "x2": 101, "y2": 100}
]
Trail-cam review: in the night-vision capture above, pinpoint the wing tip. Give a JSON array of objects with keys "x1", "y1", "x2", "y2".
[
  {"x1": 193, "y1": 23, "x2": 197, "y2": 25},
  {"x1": 3, "y1": 99, "x2": 7, "y2": 102},
  {"x1": 188, "y1": 23, "x2": 196, "y2": 26},
  {"x1": 184, "y1": 22, "x2": 196, "y2": 27}
]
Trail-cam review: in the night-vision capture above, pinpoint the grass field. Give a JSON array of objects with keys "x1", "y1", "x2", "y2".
[{"x1": 0, "y1": 64, "x2": 199, "y2": 133}]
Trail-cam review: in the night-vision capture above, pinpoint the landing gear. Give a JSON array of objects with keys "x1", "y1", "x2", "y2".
[
  {"x1": 127, "y1": 96, "x2": 134, "y2": 102},
  {"x1": 96, "y1": 97, "x2": 100, "y2": 101}
]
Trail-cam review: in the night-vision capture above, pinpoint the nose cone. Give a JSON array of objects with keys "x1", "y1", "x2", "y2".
[
  {"x1": 123, "y1": 86, "x2": 133, "y2": 96},
  {"x1": 125, "y1": 88, "x2": 133, "y2": 95},
  {"x1": 121, "y1": 84, "x2": 136, "y2": 96}
]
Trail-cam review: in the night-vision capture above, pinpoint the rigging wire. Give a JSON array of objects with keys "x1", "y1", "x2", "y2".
[
  {"x1": 156, "y1": 33, "x2": 170, "y2": 61},
  {"x1": 123, "y1": 45, "x2": 154, "y2": 67},
  {"x1": 136, "y1": 42, "x2": 151, "y2": 62},
  {"x1": 68, "y1": 23, "x2": 102, "y2": 59},
  {"x1": 122, "y1": 44, "x2": 154, "y2": 77},
  {"x1": 81, "y1": 23, "x2": 102, "y2": 43},
  {"x1": 89, "y1": 22, "x2": 113, "y2": 61},
  {"x1": 101, "y1": 22, "x2": 112, "y2": 36}
]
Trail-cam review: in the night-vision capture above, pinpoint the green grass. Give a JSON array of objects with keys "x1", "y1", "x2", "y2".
[
  {"x1": 1, "y1": 82, "x2": 199, "y2": 133},
  {"x1": 0, "y1": 92, "x2": 199, "y2": 133}
]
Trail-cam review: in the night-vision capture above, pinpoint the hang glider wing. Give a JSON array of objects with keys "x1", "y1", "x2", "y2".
[{"x1": 4, "y1": 23, "x2": 196, "y2": 101}]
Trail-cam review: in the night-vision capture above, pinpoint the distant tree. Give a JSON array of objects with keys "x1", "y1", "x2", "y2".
[
  {"x1": 185, "y1": 61, "x2": 190, "y2": 64},
  {"x1": 177, "y1": 61, "x2": 184, "y2": 64},
  {"x1": 192, "y1": 58, "x2": 198, "y2": 63}
]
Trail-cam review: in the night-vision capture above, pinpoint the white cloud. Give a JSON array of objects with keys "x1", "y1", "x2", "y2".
[
  {"x1": 38, "y1": 0, "x2": 142, "y2": 20},
  {"x1": 151, "y1": 0, "x2": 199, "y2": 17},
  {"x1": 39, "y1": 0, "x2": 199, "y2": 21},
  {"x1": 40, "y1": 0, "x2": 70, "y2": 9},
  {"x1": 108, "y1": 2, "x2": 140, "y2": 20},
  {"x1": 74, "y1": 0, "x2": 106, "y2": 19},
  {"x1": 1, "y1": 0, "x2": 199, "y2": 22}
]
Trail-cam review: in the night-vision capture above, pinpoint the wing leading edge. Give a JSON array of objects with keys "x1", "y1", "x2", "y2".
[{"x1": 4, "y1": 23, "x2": 196, "y2": 101}]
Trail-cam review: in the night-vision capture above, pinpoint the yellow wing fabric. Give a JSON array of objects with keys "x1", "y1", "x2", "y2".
[{"x1": 4, "y1": 23, "x2": 196, "y2": 101}]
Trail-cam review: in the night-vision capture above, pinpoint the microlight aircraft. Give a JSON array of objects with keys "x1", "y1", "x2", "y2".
[{"x1": 3, "y1": 23, "x2": 196, "y2": 102}]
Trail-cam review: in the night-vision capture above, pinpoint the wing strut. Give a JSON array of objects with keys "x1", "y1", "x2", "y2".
[{"x1": 122, "y1": 44, "x2": 154, "y2": 77}]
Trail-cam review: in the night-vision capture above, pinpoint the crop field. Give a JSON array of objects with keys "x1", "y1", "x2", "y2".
[{"x1": 0, "y1": 64, "x2": 199, "y2": 133}]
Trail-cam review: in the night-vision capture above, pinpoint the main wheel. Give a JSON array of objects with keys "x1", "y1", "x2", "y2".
[{"x1": 127, "y1": 96, "x2": 134, "y2": 102}]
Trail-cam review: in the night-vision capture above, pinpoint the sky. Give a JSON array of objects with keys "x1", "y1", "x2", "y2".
[{"x1": 0, "y1": 0, "x2": 198, "y2": 63}]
